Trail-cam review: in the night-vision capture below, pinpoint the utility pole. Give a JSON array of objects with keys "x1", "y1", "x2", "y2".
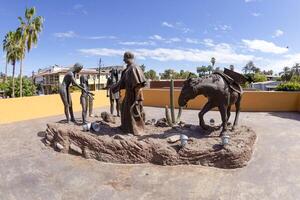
[{"x1": 98, "y1": 58, "x2": 102, "y2": 90}]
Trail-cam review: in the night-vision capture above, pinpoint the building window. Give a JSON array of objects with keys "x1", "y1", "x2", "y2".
[{"x1": 54, "y1": 75, "x2": 59, "y2": 83}]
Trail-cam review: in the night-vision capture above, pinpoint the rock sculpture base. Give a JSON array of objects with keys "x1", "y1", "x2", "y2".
[{"x1": 44, "y1": 118, "x2": 257, "y2": 169}]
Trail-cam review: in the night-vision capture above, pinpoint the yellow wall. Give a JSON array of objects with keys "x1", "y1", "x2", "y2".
[
  {"x1": 0, "y1": 91, "x2": 109, "y2": 124},
  {"x1": 142, "y1": 89, "x2": 300, "y2": 112},
  {"x1": 0, "y1": 89, "x2": 299, "y2": 124}
]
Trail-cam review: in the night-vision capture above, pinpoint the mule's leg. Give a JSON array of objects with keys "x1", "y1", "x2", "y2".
[
  {"x1": 198, "y1": 101, "x2": 213, "y2": 130},
  {"x1": 233, "y1": 95, "x2": 241, "y2": 130},
  {"x1": 219, "y1": 104, "x2": 228, "y2": 136},
  {"x1": 227, "y1": 105, "x2": 231, "y2": 126}
]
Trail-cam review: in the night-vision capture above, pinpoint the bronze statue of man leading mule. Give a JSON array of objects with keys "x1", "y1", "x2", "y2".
[{"x1": 178, "y1": 68, "x2": 247, "y2": 136}]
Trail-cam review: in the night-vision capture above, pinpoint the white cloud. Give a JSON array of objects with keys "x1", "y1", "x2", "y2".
[
  {"x1": 84, "y1": 36, "x2": 117, "y2": 40},
  {"x1": 186, "y1": 38, "x2": 201, "y2": 44},
  {"x1": 149, "y1": 35, "x2": 181, "y2": 43},
  {"x1": 214, "y1": 24, "x2": 232, "y2": 32},
  {"x1": 251, "y1": 12, "x2": 261, "y2": 17},
  {"x1": 167, "y1": 37, "x2": 181, "y2": 43},
  {"x1": 149, "y1": 35, "x2": 164, "y2": 41},
  {"x1": 53, "y1": 33, "x2": 117, "y2": 40},
  {"x1": 272, "y1": 29, "x2": 284, "y2": 38},
  {"x1": 161, "y1": 21, "x2": 191, "y2": 33},
  {"x1": 185, "y1": 38, "x2": 215, "y2": 46},
  {"x1": 242, "y1": 39, "x2": 288, "y2": 54},
  {"x1": 53, "y1": 31, "x2": 77, "y2": 38},
  {"x1": 78, "y1": 45, "x2": 255, "y2": 64},
  {"x1": 161, "y1": 22, "x2": 174, "y2": 28},
  {"x1": 73, "y1": 4, "x2": 87, "y2": 15},
  {"x1": 119, "y1": 41, "x2": 156, "y2": 46},
  {"x1": 203, "y1": 38, "x2": 215, "y2": 47},
  {"x1": 268, "y1": 53, "x2": 300, "y2": 71}
]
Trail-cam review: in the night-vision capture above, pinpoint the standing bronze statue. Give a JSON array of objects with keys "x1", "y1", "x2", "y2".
[
  {"x1": 106, "y1": 68, "x2": 120, "y2": 117},
  {"x1": 111, "y1": 52, "x2": 146, "y2": 135},
  {"x1": 80, "y1": 75, "x2": 94, "y2": 124},
  {"x1": 59, "y1": 63, "x2": 94, "y2": 123}
]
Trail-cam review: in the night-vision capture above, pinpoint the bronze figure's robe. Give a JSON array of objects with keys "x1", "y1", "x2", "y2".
[{"x1": 112, "y1": 64, "x2": 146, "y2": 135}]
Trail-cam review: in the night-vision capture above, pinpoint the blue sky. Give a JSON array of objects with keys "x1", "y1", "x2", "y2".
[{"x1": 1, "y1": 0, "x2": 300, "y2": 75}]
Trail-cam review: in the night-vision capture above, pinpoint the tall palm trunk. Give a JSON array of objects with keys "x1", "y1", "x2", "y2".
[
  {"x1": 12, "y1": 63, "x2": 16, "y2": 98},
  {"x1": 4, "y1": 60, "x2": 8, "y2": 83},
  {"x1": 19, "y1": 58, "x2": 23, "y2": 97}
]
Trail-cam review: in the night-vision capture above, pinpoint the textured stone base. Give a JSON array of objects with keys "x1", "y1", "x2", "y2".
[{"x1": 44, "y1": 119, "x2": 257, "y2": 169}]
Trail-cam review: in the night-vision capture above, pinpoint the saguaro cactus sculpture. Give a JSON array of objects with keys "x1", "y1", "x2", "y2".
[{"x1": 165, "y1": 79, "x2": 182, "y2": 127}]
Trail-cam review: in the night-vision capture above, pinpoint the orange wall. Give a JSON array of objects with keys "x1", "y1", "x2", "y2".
[
  {"x1": 0, "y1": 89, "x2": 299, "y2": 124},
  {"x1": 143, "y1": 89, "x2": 300, "y2": 112},
  {"x1": 0, "y1": 91, "x2": 109, "y2": 124}
]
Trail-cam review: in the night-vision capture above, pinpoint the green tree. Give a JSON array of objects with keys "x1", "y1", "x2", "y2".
[
  {"x1": 140, "y1": 64, "x2": 146, "y2": 72},
  {"x1": 207, "y1": 65, "x2": 213, "y2": 74},
  {"x1": 262, "y1": 70, "x2": 273, "y2": 75},
  {"x1": 243, "y1": 61, "x2": 255, "y2": 74},
  {"x1": 280, "y1": 66, "x2": 292, "y2": 81},
  {"x1": 196, "y1": 66, "x2": 208, "y2": 77},
  {"x1": 276, "y1": 82, "x2": 300, "y2": 91},
  {"x1": 144, "y1": 69, "x2": 158, "y2": 80},
  {"x1": 17, "y1": 7, "x2": 44, "y2": 97},
  {"x1": 160, "y1": 69, "x2": 177, "y2": 79},
  {"x1": 177, "y1": 70, "x2": 197, "y2": 79},
  {"x1": 3, "y1": 31, "x2": 22, "y2": 98},
  {"x1": 253, "y1": 73, "x2": 267, "y2": 82},
  {"x1": 292, "y1": 63, "x2": 300, "y2": 76},
  {"x1": 0, "y1": 77, "x2": 36, "y2": 97}
]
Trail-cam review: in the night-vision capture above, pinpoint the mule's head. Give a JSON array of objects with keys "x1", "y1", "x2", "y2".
[{"x1": 178, "y1": 77, "x2": 200, "y2": 107}]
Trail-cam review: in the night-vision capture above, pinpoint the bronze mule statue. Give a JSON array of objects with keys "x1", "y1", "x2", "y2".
[{"x1": 178, "y1": 69, "x2": 246, "y2": 136}]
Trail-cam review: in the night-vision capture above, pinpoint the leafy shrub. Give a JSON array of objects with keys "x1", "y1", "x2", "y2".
[
  {"x1": 290, "y1": 75, "x2": 300, "y2": 83},
  {"x1": 0, "y1": 77, "x2": 36, "y2": 97},
  {"x1": 253, "y1": 73, "x2": 267, "y2": 82},
  {"x1": 276, "y1": 82, "x2": 300, "y2": 91}
]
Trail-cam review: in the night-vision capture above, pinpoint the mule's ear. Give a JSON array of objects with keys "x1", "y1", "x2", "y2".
[{"x1": 187, "y1": 73, "x2": 192, "y2": 79}]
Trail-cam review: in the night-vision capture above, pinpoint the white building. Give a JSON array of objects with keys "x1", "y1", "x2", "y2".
[
  {"x1": 251, "y1": 81, "x2": 281, "y2": 91},
  {"x1": 34, "y1": 65, "x2": 124, "y2": 94}
]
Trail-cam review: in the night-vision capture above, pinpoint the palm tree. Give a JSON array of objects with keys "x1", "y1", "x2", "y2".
[
  {"x1": 210, "y1": 57, "x2": 216, "y2": 67},
  {"x1": 2, "y1": 32, "x2": 14, "y2": 83},
  {"x1": 280, "y1": 66, "x2": 291, "y2": 81},
  {"x1": 207, "y1": 65, "x2": 213, "y2": 74},
  {"x1": 17, "y1": 7, "x2": 44, "y2": 97},
  {"x1": 292, "y1": 63, "x2": 300, "y2": 76},
  {"x1": 243, "y1": 61, "x2": 255, "y2": 74},
  {"x1": 197, "y1": 66, "x2": 208, "y2": 77},
  {"x1": 3, "y1": 31, "x2": 22, "y2": 98}
]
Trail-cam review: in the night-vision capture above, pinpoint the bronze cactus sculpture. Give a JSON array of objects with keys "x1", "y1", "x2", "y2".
[{"x1": 165, "y1": 79, "x2": 182, "y2": 127}]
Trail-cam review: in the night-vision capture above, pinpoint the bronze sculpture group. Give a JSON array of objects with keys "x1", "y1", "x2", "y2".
[
  {"x1": 59, "y1": 52, "x2": 245, "y2": 137},
  {"x1": 59, "y1": 63, "x2": 94, "y2": 124}
]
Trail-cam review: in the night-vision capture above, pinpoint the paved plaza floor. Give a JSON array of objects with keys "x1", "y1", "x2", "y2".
[{"x1": 0, "y1": 106, "x2": 299, "y2": 200}]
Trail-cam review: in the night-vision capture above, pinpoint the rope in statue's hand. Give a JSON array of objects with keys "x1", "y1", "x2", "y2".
[{"x1": 84, "y1": 90, "x2": 94, "y2": 100}]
